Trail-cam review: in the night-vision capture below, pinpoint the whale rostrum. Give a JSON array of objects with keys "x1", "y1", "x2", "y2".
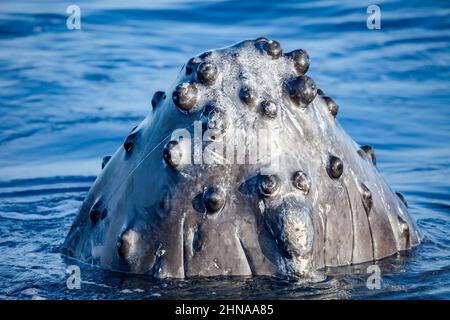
[{"x1": 63, "y1": 38, "x2": 421, "y2": 279}]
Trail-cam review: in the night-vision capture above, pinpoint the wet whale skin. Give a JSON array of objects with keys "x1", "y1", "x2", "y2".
[{"x1": 63, "y1": 38, "x2": 422, "y2": 279}]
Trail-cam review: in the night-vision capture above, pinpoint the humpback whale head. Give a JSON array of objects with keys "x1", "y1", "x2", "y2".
[{"x1": 63, "y1": 38, "x2": 421, "y2": 278}]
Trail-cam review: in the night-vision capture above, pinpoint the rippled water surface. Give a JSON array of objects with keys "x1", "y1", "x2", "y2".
[{"x1": 0, "y1": 0, "x2": 449, "y2": 299}]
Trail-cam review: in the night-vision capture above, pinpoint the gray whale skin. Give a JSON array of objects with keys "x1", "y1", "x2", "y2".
[{"x1": 63, "y1": 38, "x2": 421, "y2": 279}]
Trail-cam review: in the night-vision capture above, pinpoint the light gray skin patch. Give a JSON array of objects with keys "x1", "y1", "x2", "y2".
[{"x1": 63, "y1": 38, "x2": 422, "y2": 279}]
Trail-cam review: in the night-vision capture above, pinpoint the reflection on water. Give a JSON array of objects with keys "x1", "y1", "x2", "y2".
[{"x1": 0, "y1": 0, "x2": 449, "y2": 299}]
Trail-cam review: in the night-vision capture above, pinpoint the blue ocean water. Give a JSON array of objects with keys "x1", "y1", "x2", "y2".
[{"x1": 0, "y1": 0, "x2": 449, "y2": 299}]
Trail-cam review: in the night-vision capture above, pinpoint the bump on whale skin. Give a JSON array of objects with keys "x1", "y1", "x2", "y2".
[{"x1": 63, "y1": 38, "x2": 422, "y2": 279}]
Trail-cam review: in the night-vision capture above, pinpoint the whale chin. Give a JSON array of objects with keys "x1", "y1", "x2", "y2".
[{"x1": 63, "y1": 38, "x2": 421, "y2": 279}]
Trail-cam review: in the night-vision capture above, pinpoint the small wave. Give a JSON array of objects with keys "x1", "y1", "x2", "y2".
[
  {"x1": 0, "y1": 209, "x2": 77, "y2": 221},
  {"x1": 0, "y1": 176, "x2": 94, "y2": 199},
  {"x1": 82, "y1": 280, "x2": 112, "y2": 289},
  {"x1": 0, "y1": 176, "x2": 95, "y2": 188},
  {"x1": 0, "y1": 12, "x2": 67, "y2": 39},
  {"x1": 0, "y1": 186, "x2": 90, "y2": 198}
]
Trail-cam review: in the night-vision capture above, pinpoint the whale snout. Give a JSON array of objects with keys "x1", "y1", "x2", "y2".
[{"x1": 263, "y1": 195, "x2": 314, "y2": 259}]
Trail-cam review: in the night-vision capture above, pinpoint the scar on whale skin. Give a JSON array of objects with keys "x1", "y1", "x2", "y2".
[{"x1": 63, "y1": 37, "x2": 422, "y2": 278}]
